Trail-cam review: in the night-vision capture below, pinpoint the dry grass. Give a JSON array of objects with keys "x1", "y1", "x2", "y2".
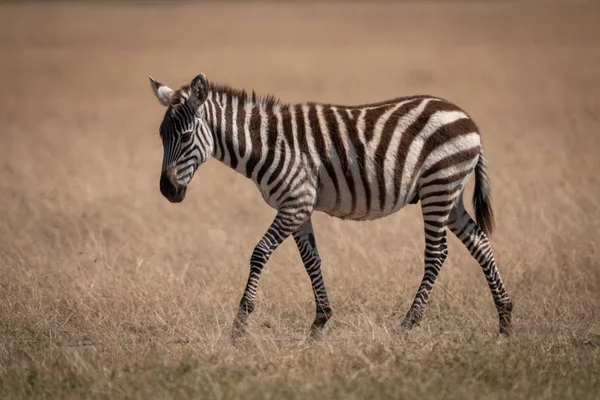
[{"x1": 1, "y1": 1, "x2": 599, "y2": 399}]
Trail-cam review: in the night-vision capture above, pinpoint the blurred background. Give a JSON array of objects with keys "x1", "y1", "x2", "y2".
[{"x1": 0, "y1": 1, "x2": 599, "y2": 398}]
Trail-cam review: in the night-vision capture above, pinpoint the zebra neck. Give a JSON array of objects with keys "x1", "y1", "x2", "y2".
[{"x1": 204, "y1": 88, "x2": 281, "y2": 179}]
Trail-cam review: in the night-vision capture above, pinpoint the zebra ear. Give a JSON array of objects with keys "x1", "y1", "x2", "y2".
[
  {"x1": 188, "y1": 73, "x2": 209, "y2": 110},
  {"x1": 149, "y1": 76, "x2": 173, "y2": 107}
]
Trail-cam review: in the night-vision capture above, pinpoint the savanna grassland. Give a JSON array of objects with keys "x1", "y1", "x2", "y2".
[{"x1": 0, "y1": 1, "x2": 599, "y2": 399}]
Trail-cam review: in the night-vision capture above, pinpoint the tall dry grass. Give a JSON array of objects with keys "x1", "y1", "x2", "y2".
[{"x1": 0, "y1": 2, "x2": 599, "y2": 399}]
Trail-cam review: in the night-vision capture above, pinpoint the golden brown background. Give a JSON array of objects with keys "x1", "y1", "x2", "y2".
[{"x1": 1, "y1": 1, "x2": 599, "y2": 398}]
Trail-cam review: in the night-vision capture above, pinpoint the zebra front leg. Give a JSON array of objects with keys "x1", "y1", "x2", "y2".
[
  {"x1": 232, "y1": 207, "x2": 310, "y2": 338},
  {"x1": 293, "y1": 218, "x2": 332, "y2": 340},
  {"x1": 395, "y1": 206, "x2": 450, "y2": 334}
]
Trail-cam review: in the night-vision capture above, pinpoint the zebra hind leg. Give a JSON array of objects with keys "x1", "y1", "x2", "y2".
[
  {"x1": 448, "y1": 197, "x2": 513, "y2": 335},
  {"x1": 293, "y1": 218, "x2": 332, "y2": 340},
  {"x1": 394, "y1": 200, "x2": 450, "y2": 334}
]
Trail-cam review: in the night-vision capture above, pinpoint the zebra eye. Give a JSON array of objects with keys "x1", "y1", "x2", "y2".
[{"x1": 181, "y1": 131, "x2": 193, "y2": 142}]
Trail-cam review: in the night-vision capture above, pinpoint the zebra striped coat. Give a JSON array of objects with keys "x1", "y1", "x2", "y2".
[{"x1": 150, "y1": 73, "x2": 513, "y2": 338}]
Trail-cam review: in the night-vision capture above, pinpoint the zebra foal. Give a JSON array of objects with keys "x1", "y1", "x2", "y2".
[{"x1": 149, "y1": 73, "x2": 513, "y2": 339}]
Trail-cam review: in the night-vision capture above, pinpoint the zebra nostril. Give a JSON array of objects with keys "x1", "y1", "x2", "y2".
[
  {"x1": 160, "y1": 173, "x2": 187, "y2": 203},
  {"x1": 160, "y1": 174, "x2": 176, "y2": 199}
]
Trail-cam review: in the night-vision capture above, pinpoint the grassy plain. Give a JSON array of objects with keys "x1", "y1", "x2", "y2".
[{"x1": 0, "y1": 1, "x2": 599, "y2": 399}]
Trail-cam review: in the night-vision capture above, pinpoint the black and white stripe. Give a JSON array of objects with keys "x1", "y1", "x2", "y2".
[{"x1": 149, "y1": 73, "x2": 513, "y2": 338}]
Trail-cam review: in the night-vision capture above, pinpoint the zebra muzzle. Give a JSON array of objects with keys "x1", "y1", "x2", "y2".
[{"x1": 160, "y1": 173, "x2": 187, "y2": 203}]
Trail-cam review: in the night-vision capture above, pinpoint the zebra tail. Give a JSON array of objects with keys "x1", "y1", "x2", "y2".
[{"x1": 473, "y1": 147, "x2": 495, "y2": 236}]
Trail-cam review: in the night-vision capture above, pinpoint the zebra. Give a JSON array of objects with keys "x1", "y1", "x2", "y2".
[{"x1": 149, "y1": 72, "x2": 513, "y2": 339}]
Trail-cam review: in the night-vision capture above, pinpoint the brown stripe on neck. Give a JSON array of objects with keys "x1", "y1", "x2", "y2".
[
  {"x1": 223, "y1": 93, "x2": 238, "y2": 169},
  {"x1": 256, "y1": 109, "x2": 279, "y2": 185},
  {"x1": 236, "y1": 96, "x2": 247, "y2": 159},
  {"x1": 213, "y1": 93, "x2": 226, "y2": 162},
  {"x1": 245, "y1": 106, "x2": 262, "y2": 178}
]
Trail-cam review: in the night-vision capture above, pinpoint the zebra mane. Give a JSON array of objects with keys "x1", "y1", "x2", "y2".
[
  {"x1": 170, "y1": 82, "x2": 285, "y2": 108},
  {"x1": 210, "y1": 83, "x2": 285, "y2": 108}
]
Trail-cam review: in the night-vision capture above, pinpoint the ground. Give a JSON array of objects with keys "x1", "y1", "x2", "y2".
[{"x1": 0, "y1": 1, "x2": 599, "y2": 399}]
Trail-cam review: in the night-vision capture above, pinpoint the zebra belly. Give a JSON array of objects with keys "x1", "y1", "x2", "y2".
[
  {"x1": 314, "y1": 170, "x2": 415, "y2": 221},
  {"x1": 315, "y1": 196, "x2": 411, "y2": 221}
]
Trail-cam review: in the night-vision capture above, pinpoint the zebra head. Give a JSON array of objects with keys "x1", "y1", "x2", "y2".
[{"x1": 149, "y1": 73, "x2": 213, "y2": 203}]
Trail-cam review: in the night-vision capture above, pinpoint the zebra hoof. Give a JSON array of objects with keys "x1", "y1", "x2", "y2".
[
  {"x1": 497, "y1": 301, "x2": 513, "y2": 336},
  {"x1": 309, "y1": 325, "x2": 325, "y2": 341},
  {"x1": 392, "y1": 319, "x2": 415, "y2": 336},
  {"x1": 499, "y1": 319, "x2": 513, "y2": 337},
  {"x1": 231, "y1": 320, "x2": 248, "y2": 340}
]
